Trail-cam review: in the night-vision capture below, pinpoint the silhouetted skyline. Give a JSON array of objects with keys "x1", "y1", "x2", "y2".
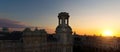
[{"x1": 1, "y1": 0, "x2": 120, "y2": 36}]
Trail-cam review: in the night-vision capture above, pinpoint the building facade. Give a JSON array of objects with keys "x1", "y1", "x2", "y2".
[{"x1": 0, "y1": 12, "x2": 73, "y2": 52}]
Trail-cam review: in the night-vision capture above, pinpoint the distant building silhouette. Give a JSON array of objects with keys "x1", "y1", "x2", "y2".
[{"x1": 2, "y1": 27, "x2": 9, "y2": 32}]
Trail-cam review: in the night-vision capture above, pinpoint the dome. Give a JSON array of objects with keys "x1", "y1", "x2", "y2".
[
  {"x1": 56, "y1": 24, "x2": 72, "y2": 33},
  {"x1": 58, "y1": 12, "x2": 69, "y2": 19}
]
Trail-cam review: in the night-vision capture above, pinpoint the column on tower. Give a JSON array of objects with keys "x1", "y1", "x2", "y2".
[
  {"x1": 59, "y1": 18, "x2": 60, "y2": 25},
  {"x1": 67, "y1": 19, "x2": 69, "y2": 25}
]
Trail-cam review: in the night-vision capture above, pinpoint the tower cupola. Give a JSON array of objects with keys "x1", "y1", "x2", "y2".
[
  {"x1": 56, "y1": 12, "x2": 72, "y2": 33},
  {"x1": 58, "y1": 12, "x2": 70, "y2": 25}
]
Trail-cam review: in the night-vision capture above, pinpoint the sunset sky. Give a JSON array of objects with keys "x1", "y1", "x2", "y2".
[{"x1": 1, "y1": 0, "x2": 120, "y2": 36}]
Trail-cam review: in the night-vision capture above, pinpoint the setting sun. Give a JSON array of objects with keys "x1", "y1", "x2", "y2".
[{"x1": 102, "y1": 30, "x2": 113, "y2": 36}]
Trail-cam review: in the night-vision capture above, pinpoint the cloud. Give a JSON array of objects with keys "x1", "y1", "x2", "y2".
[{"x1": 0, "y1": 18, "x2": 31, "y2": 28}]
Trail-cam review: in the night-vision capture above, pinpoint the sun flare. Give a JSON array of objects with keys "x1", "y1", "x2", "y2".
[{"x1": 102, "y1": 30, "x2": 113, "y2": 36}]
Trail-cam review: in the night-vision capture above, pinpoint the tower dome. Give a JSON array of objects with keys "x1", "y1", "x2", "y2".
[{"x1": 56, "y1": 25, "x2": 72, "y2": 33}]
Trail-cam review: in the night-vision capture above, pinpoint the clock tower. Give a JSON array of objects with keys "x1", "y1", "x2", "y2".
[{"x1": 56, "y1": 12, "x2": 73, "y2": 52}]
